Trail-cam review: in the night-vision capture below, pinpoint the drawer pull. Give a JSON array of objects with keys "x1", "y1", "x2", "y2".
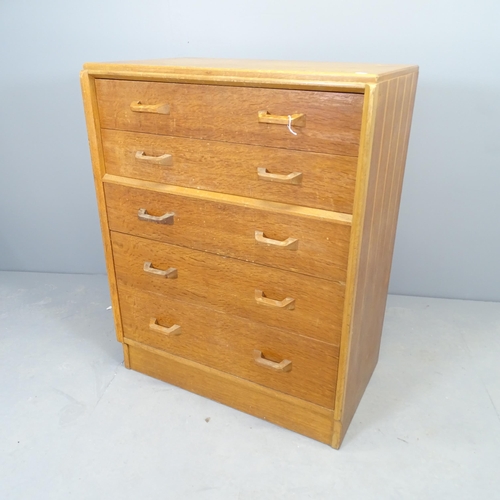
[
  {"x1": 258, "y1": 110, "x2": 306, "y2": 127},
  {"x1": 253, "y1": 350, "x2": 292, "y2": 372},
  {"x1": 143, "y1": 261, "x2": 178, "y2": 279},
  {"x1": 135, "y1": 151, "x2": 173, "y2": 166},
  {"x1": 130, "y1": 101, "x2": 170, "y2": 114},
  {"x1": 254, "y1": 289, "x2": 295, "y2": 310},
  {"x1": 138, "y1": 208, "x2": 174, "y2": 225},
  {"x1": 149, "y1": 317, "x2": 181, "y2": 336},
  {"x1": 255, "y1": 231, "x2": 298, "y2": 250},
  {"x1": 257, "y1": 167, "x2": 303, "y2": 185}
]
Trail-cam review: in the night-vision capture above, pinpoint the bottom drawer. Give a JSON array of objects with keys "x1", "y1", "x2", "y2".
[
  {"x1": 118, "y1": 285, "x2": 339, "y2": 408},
  {"x1": 127, "y1": 341, "x2": 335, "y2": 444}
]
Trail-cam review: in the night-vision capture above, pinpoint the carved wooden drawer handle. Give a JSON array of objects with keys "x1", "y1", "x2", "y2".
[
  {"x1": 254, "y1": 231, "x2": 298, "y2": 250},
  {"x1": 143, "y1": 261, "x2": 178, "y2": 279},
  {"x1": 257, "y1": 167, "x2": 302, "y2": 185},
  {"x1": 253, "y1": 350, "x2": 292, "y2": 372},
  {"x1": 135, "y1": 151, "x2": 173, "y2": 166},
  {"x1": 258, "y1": 110, "x2": 306, "y2": 127},
  {"x1": 254, "y1": 289, "x2": 295, "y2": 310},
  {"x1": 149, "y1": 317, "x2": 181, "y2": 336},
  {"x1": 130, "y1": 101, "x2": 170, "y2": 114},
  {"x1": 137, "y1": 208, "x2": 174, "y2": 225}
]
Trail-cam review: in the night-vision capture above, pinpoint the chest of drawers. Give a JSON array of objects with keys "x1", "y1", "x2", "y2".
[{"x1": 81, "y1": 58, "x2": 418, "y2": 448}]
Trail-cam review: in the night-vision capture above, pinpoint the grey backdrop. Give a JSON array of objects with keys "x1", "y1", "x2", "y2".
[{"x1": 0, "y1": 0, "x2": 499, "y2": 301}]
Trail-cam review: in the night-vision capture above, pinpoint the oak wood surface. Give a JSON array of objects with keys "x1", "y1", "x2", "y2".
[
  {"x1": 127, "y1": 341, "x2": 334, "y2": 443},
  {"x1": 111, "y1": 231, "x2": 344, "y2": 345},
  {"x1": 129, "y1": 101, "x2": 170, "y2": 114},
  {"x1": 332, "y1": 71, "x2": 418, "y2": 448},
  {"x1": 96, "y1": 79, "x2": 364, "y2": 156},
  {"x1": 84, "y1": 58, "x2": 418, "y2": 86},
  {"x1": 80, "y1": 71, "x2": 125, "y2": 342},
  {"x1": 119, "y1": 285, "x2": 339, "y2": 408},
  {"x1": 104, "y1": 180, "x2": 351, "y2": 283},
  {"x1": 122, "y1": 342, "x2": 131, "y2": 369},
  {"x1": 101, "y1": 129, "x2": 357, "y2": 213},
  {"x1": 81, "y1": 58, "x2": 419, "y2": 448},
  {"x1": 103, "y1": 173, "x2": 352, "y2": 224}
]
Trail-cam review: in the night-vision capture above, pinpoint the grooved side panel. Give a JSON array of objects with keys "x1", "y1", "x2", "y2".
[{"x1": 335, "y1": 71, "x2": 418, "y2": 445}]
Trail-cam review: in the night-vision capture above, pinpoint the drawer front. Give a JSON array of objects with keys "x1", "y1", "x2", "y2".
[
  {"x1": 119, "y1": 285, "x2": 338, "y2": 408},
  {"x1": 102, "y1": 129, "x2": 357, "y2": 213},
  {"x1": 111, "y1": 231, "x2": 344, "y2": 345},
  {"x1": 127, "y1": 343, "x2": 335, "y2": 444},
  {"x1": 96, "y1": 79, "x2": 363, "y2": 156},
  {"x1": 104, "y1": 181, "x2": 350, "y2": 282}
]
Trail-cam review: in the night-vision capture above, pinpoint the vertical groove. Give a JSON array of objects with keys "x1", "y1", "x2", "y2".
[
  {"x1": 381, "y1": 73, "x2": 411, "y2": 287},
  {"x1": 366, "y1": 77, "x2": 400, "y2": 342},
  {"x1": 385, "y1": 72, "x2": 419, "y2": 271},
  {"x1": 370, "y1": 76, "x2": 406, "y2": 338}
]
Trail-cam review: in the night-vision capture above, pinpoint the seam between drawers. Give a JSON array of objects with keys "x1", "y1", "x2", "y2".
[{"x1": 103, "y1": 174, "x2": 352, "y2": 225}]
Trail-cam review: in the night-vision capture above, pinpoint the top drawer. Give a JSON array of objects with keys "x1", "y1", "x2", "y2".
[{"x1": 95, "y1": 79, "x2": 364, "y2": 156}]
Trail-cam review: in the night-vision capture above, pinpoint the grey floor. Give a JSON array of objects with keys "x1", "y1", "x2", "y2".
[{"x1": 0, "y1": 271, "x2": 499, "y2": 499}]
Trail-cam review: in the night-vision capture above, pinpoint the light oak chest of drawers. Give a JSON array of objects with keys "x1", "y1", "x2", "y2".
[{"x1": 81, "y1": 58, "x2": 418, "y2": 448}]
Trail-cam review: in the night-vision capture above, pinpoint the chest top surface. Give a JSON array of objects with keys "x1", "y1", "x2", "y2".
[{"x1": 83, "y1": 57, "x2": 418, "y2": 87}]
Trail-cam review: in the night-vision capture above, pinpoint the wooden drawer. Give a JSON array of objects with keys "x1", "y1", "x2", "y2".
[
  {"x1": 118, "y1": 285, "x2": 339, "y2": 408},
  {"x1": 127, "y1": 342, "x2": 335, "y2": 444},
  {"x1": 111, "y1": 231, "x2": 344, "y2": 345},
  {"x1": 102, "y1": 129, "x2": 357, "y2": 213},
  {"x1": 96, "y1": 79, "x2": 363, "y2": 156},
  {"x1": 104, "y1": 180, "x2": 351, "y2": 282}
]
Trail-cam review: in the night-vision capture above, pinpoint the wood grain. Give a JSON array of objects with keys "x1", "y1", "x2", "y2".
[
  {"x1": 127, "y1": 340, "x2": 334, "y2": 444},
  {"x1": 103, "y1": 173, "x2": 352, "y2": 224},
  {"x1": 101, "y1": 129, "x2": 358, "y2": 213},
  {"x1": 96, "y1": 79, "x2": 364, "y2": 156},
  {"x1": 118, "y1": 285, "x2": 339, "y2": 408},
  {"x1": 80, "y1": 71, "x2": 125, "y2": 342},
  {"x1": 111, "y1": 231, "x2": 344, "y2": 345},
  {"x1": 104, "y1": 180, "x2": 351, "y2": 283},
  {"x1": 84, "y1": 58, "x2": 419, "y2": 87},
  {"x1": 81, "y1": 58, "x2": 419, "y2": 448},
  {"x1": 123, "y1": 342, "x2": 131, "y2": 368},
  {"x1": 332, "y1": 70, "x2": 418, "y2": 448}
]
